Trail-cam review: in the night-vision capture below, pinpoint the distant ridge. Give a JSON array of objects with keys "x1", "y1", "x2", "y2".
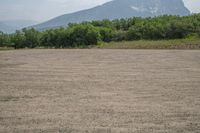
[
  {"x1": 0, "y1": 20, "x2": 38, "y2": 33},
  {"x1": 0, "y1": 22, "x2": 14, "y2": 33},
  {"x1": 33, "y1": 0, "x2": 190, "y2": 30}
]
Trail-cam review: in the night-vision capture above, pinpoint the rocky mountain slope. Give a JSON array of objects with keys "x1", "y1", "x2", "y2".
[{"x1": 34, "y1": 0, "x2": 190, "y2": 30}]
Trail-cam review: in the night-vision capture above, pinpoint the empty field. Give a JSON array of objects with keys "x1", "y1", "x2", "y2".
[{"x1": 0, "y1": 49, "x2": 200, "y2": 133}]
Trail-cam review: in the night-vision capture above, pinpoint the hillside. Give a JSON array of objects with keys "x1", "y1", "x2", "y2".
[
  {"x1": 3, "y1": 20, "x2": 38, "y2": 30},
  {"x1": 0, "y1": 20, "x2": 38, "y2": 33},
  {"x1": 0, "y1": 22, "x2": 15, "y2": 33},
  {"x1": 33, "y1": 0, "x2": 190, "y2": 30}
]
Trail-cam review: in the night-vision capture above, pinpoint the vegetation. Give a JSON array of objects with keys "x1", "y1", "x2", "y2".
[
  {"x1": 98, "y1": 38, "x2": 200, "y2": 49},
  {"x1": 0, "y1": 14, "x2": 200, "y2": 49}
]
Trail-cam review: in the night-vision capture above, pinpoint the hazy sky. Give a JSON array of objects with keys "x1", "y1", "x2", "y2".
[{"x1": 0, "y1": 0, "x2": 200, "y2": 22}]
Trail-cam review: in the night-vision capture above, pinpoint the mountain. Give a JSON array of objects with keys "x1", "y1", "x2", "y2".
[
  {"x1": 3, "y1": 20, "x2": 38, "y2": 29},
  {"x1": 0, "y1": 22, "x2": 15, "y2": 33},
  {"x1": 0, "y1": 20, "x2": 38, "y2": 33},
  {"x1": 33, "y1": 0, "x2": 190, "y2": 30}
]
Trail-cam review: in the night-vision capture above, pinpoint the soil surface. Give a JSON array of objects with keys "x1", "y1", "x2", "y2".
[{"x1": 0, "y1": 49, "x2": 200, "y2": 133}]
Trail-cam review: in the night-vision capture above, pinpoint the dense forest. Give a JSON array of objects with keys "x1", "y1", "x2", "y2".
[{"x1": 0, "y1": 14, "x2": 200, "y2": 48}]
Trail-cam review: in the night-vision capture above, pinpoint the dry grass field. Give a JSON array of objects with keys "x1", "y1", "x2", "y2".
[{"x1": 0, "y1": 49, "x2": 200, "y2": 133}]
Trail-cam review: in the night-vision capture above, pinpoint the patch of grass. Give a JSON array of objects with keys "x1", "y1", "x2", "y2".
[
  {"x1": 98, "y1": 38, "x2": 200, "y2": 49},
  {"x1": 0, "y1": 47, "x2": 14, "y2": 51}
]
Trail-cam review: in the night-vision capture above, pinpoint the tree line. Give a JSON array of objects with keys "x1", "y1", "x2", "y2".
[{"x1": 0, "y1": 14, "x2": 200, "y2": 48}]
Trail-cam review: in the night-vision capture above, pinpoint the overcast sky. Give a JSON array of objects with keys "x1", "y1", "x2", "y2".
[{"x1": 0, "y1": 0, "x2": 200, "y2": 22}]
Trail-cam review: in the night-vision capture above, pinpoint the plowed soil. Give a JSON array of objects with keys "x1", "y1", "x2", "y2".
[{"x1": 0, "y1": 49, "x2": 200, "y2": 133}]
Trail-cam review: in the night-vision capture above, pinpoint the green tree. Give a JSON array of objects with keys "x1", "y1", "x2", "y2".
[
  {"x1": 0, "y1": 32, "x2": 10, "y2": 47},
  {"x1": 69, "y1": 24, "x2": 100, "y2": 46},
  {"x1": 98, "y1": 27, "x2": 114, "y2": 42},
  {"x1": 22, "y1": 28, "x2": 40, "y2": 48},
  {"x1": 11, "y1": 30, "x2": 26, "y2": 49},
  {"x1": 126, "y1": 24, "x2": 143, "y2": 40}
]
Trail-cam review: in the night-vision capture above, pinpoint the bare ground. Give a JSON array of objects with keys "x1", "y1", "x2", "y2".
[{"x1": 0, "y1": 49, "x2": 200, "y2": 133}]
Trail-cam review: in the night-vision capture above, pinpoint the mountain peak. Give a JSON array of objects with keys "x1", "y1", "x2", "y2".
[{"x1": 33, "y1": 0, "x2": 190, "y2": 30}]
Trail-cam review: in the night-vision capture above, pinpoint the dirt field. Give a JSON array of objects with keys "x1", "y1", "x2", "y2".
[{"x1": 0, "y1": 49, "x2": 200, "y2": 133}]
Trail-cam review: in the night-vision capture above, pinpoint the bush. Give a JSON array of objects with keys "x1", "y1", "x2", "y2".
[
  {"x1": 11, "y1": 30, "x2": 26, "y2": 49},
  {"x1": 112, "y1": 31, "x2": 127, "y2": 41},
  {"x1": 0, "y1": 32, "x2": 10, "y2": 47},
  {"x1": 22, "y1": 28, "x2": 40, "y2": 48},
  {"x1": 126, "y1": 25, "x2": 142, "y2": 40},
  {"x1": 98, "y1": 27, "x2": 114, "y2": 42},
  {"x1": 68, "y1": 24, "x2": 100, "y2": 46},
  {"x1": 1, "y1": 14, "x2": 200, "y2": 48}
]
